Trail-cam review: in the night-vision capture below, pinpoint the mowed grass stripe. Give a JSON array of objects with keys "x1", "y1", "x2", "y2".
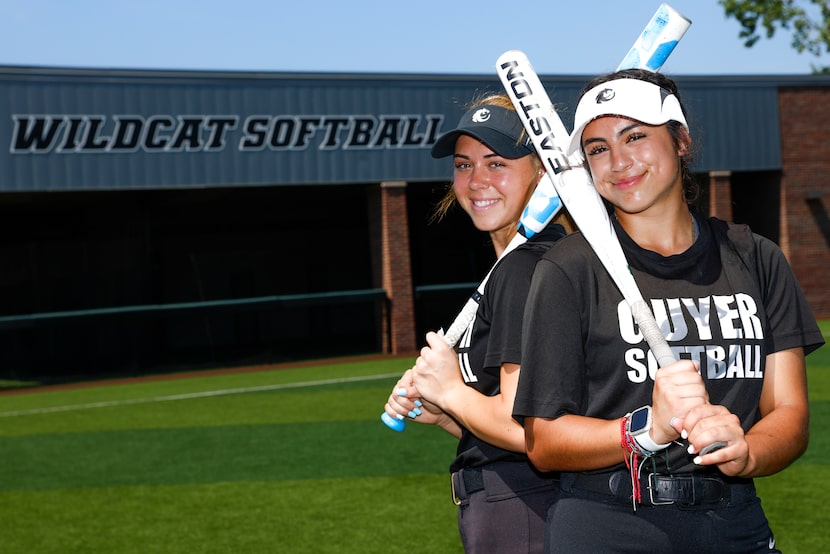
[
  {"x1": 0, "y1": 476, "x2": 463, "y2": 554},
  {"x1": 0, "y1": 372, "x2": 402, "y2": 418},
  {"x1": 2, "y1": 420, "x2": 457, "y2": 491},
  {"x1": 2, "y1": 366, "x2": 459, "y2": 492},
  {"x1": 755, "y1": 464, "x2": 830, "y2": 553},
  {"x1": 1, "y1": 381, "x2": 408, "y2": 436},
  {"x1": 801, "y1": 399, "x2": 830, "y2": 465},
  {"x1": 0, "y1": 356, "x2": 416, "y2": 411}
]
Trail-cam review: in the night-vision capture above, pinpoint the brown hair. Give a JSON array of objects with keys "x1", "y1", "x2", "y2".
[{"x1": 578, "y1": 69, "x2": 700, "y2": 205}]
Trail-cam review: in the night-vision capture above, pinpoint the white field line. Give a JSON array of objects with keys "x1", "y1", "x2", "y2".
[{"x1": 0, "y1": 372, "x2": 401, "y2": 418}]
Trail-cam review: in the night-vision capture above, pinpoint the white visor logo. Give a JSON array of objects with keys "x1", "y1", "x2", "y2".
[{"x1": 471, "y1": 108, "x2": 491, "y2": 123}]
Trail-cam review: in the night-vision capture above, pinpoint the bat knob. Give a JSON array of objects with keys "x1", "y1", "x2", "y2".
[{"x1": 381, "y1": 412, "x2": 406, "y2": 432}]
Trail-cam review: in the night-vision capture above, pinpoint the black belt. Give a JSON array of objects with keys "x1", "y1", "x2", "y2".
[
  {"x1": 564, "y1": 471, "x2": 751, "y2": 507},
  {"x1": 461, "y1": 467, "x2": 485, "y2": 494},
  {"x1": 451, "y1": 468, "x2": 484, "y2": 505},
  {"x1": 451, "y1": 463, "x2": 559, "y2": 505}
]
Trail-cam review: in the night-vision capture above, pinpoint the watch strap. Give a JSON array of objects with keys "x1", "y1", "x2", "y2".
[{"x1": 633, "y1": 428, "x2": 672, "y2": 453}]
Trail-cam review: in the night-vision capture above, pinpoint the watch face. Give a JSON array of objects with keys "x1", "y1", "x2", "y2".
[{"x1": 629, "y1": 408, "x2": 650, "y2": 433}]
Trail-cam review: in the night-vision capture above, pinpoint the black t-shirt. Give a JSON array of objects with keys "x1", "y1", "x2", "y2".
[
  {"x1": 513, "y1": 214, "x2": 824, "y2": 474},
  {"x1": 450, "y1": 223, "x2": 567, "y2": 472}
]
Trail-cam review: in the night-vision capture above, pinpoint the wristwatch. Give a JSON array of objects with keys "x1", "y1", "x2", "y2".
[{"x1": 627, "y1": 405, "x2": 672, "y2": 453}]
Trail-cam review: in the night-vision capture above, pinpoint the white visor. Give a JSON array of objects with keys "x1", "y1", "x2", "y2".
[{"x1": 567, "y1": 78, "x2": 688, "y2": 156}]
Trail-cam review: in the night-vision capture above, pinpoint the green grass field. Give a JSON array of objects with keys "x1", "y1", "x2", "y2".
[{"x1": 1, "y1": 322, "x2": 828, "y2": 553}]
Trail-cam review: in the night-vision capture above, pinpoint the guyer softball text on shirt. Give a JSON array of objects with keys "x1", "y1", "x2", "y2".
[{"x1": 619, "y1": 293, "x2": 764, "y2": 384}]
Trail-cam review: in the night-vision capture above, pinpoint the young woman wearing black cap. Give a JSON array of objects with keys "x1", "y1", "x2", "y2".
[
  {"x1": 513, "y1": 69, "x2": 825, "y2": 552},
  {"x1": 383, "y1": 93, "x2": 569, "y2": 553}
]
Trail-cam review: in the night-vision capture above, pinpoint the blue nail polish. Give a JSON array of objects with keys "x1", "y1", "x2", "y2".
[
  {"x1": 408, "y1": 410, "x2": 417, "y2": 419},
  {"x1": 414, "y1": 400, "x2": 423, "y2": 407},
  {"x1": 396, "y1": 388, "x2": 407, "y2": 396},
  {"x1": 413, "y1": 408, "x2": 422, "y2": 416}
]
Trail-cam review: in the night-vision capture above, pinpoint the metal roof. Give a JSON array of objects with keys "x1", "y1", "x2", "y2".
[{"x1": 1, "y1": 65, "x2": 828, "y2": 192}]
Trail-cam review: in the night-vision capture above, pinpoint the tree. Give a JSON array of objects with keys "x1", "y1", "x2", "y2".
[{"x1": 719, "y1": 0, "x2": 830, "y2": 73}]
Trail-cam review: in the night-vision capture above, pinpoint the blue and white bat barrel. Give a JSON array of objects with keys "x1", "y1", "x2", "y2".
[{"x1": 617, "y1": 3, "x2": 692, "y2": 72}]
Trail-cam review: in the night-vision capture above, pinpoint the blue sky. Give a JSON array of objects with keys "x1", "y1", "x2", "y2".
[{"x1": 1, "y1": 0, "x2": 824, "y2": 76}]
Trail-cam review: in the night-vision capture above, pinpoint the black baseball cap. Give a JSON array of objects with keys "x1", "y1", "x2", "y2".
[{"x1": 431, "y1": 104, "x2": 534, "y2": 159}]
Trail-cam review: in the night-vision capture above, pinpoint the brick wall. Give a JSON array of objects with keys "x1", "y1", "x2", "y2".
[
  {"x1": 778, "y1": 87, "x2": 830, "y2": 319},
  {"x1": 708, "y1": 170, "x2": 734, "y2": 221},
  {"x1": 380, "y1": 182, "x2": 417, "y2": 354}
]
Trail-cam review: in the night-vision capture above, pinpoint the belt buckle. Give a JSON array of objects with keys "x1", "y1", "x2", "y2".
[
  {"x1": 451, "y1": 474, "x2": 461, "y2": 506},
  {"x1": 647, "y1": 473, "x2": 677, "y2": 506}
]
